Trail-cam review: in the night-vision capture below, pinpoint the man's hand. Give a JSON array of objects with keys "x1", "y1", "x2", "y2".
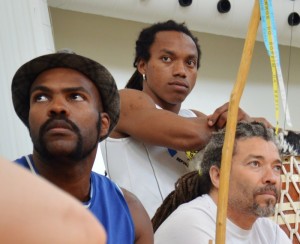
[{"x1": 207, "y1": 102, "x2": 273, "y2": 129}]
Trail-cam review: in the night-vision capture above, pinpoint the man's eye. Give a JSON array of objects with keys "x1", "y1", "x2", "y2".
[
  {"x1": 35, "y1": 95, "x2": 48, "y2": 102},
  {"x1": 162, "y1": 56, "x2": 171, "y2": 62},
  {"x1": 70, "y1": 94, "x2": 84, "y2": 101},
  {"x1": 187, "y1": 59, "x2": 197, "y2": 67},
  {"x1": 274, "y1": 165, "x2": 282, "y2": 172},
  {"x1": 249, "y1": 161, "x2": 260, "y2": 167}
]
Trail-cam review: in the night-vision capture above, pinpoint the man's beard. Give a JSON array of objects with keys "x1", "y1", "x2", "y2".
[
  {"x1": 252, "y1": 199, "x2": 275, "y2": 217},
  {"x1": 251, "y1": 184, "x2": 279, "y2": 217},
  {"x1": 229, "y1": 184, "x2": 279, "y2": 218},
  {"x1": 30, "y1": 114, "x2": 101, "y2": 162}
]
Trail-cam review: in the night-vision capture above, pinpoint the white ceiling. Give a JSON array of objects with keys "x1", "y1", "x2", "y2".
[{"x1": 48, "y1": 0, "x2": 300, "y2": 48}]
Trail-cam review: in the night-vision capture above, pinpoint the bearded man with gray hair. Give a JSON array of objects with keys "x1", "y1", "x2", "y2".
[{"x1": 153, "y1": 121, "x2": 291, "y2": 244}]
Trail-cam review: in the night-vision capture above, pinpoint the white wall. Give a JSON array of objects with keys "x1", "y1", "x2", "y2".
[
  {"x1": 49, "y1": 8, "x2": 300, "y2": 131},
  {"x1": 0, "y1": 0, "x2": 54, "y2": 160}
]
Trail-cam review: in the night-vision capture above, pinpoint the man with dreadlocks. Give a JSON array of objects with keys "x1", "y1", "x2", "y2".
[
  {"x1": 99, "y1": 20, "x2": 271, "y2": 217},
  {"x1": 153, "y1": 121, "x2": 291, "y2": 243}
]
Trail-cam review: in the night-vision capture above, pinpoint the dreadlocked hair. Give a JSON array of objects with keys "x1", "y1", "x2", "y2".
[
  {"x1": 152, "y1": 170, "x2": 210, "y2": 232},
  {"x1": 125, "y1": 70, "x2": 143, "y2": 90}
]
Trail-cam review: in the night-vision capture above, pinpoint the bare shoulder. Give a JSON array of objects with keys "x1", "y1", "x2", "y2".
[
  {"x1": 121, "y1": 188, "x2": 154, "y2": 244},
  {"x1": 119, "y1": 88, "x2": 156, "y2": 109},
  {"x1": 110, "y1": 89, "x2": 158, "y2": 138}
]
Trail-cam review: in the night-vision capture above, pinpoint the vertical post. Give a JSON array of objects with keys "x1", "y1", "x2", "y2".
[{"x1": 215, "y1": 0, "x2": 261, "y2": 243}]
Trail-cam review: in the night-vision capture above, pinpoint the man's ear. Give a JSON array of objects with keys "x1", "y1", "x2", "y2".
[
  {"x1": 99, "y1": 113, "x2": 110, "y2": 138},
  {"x1": 209, "y1": 165, "x2": 220, "y2": 190},
  {"x1": 137, "y1": 59, "x2": 147, "y2": 75}
]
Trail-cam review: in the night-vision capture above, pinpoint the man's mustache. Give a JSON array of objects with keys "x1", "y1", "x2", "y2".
[
  {"x1": 254, "y1": 184, "x2": 279, "y2": 199},
  {"x1": 40, "y1": 115, "x2": 80, "y2": 135}
]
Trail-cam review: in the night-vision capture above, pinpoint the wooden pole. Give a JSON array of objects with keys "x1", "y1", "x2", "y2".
[{"x1": 215, "y1": 0, "x2": 261, "y2": 243}]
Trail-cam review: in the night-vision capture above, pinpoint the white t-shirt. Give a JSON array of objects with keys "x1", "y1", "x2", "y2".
[
  {"x1": 98, "y1": 108, "x2": 196, "y2": 217},
  {"x1": 155, "y1": 194, "x2": 291, "y2": 244}
]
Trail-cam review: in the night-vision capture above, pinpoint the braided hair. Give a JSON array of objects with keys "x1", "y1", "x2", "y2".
[{"x1": 152, "y1": 121, "x2": 278, "y2": 232}]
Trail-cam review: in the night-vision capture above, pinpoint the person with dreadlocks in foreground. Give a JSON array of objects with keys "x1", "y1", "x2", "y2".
[{"x1": 153, "y1": 121, "x2": 291, "y2": 244}]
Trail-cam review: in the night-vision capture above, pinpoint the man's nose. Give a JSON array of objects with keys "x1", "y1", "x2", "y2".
[
  {"x1": 173, "y1": 61, "x2": 187, "y2": 77},
  {"x1": 262, "y1": 166, "x2": 279, "y2": 185},
  {"x1": 48, "y1": 96, "x2": 69, "y2": 117}
]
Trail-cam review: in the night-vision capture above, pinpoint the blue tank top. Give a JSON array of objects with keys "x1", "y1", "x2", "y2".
[{"x1": 15, "y1": 155, "x2": 135, "y2": 244}]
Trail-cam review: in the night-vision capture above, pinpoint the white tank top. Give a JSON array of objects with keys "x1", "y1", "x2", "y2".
[{"x1": 98, "y1": 108, "x2": 196, "y2": 217}]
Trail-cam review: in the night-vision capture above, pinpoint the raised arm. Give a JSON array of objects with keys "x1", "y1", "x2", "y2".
[{"x1": 111, "y1": 88, "x2": 214, "y2": 151}]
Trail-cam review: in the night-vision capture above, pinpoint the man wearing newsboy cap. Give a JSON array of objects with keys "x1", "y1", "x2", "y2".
[{"x1": 11, "y1": 50, "x2": 153, "y2": 244}]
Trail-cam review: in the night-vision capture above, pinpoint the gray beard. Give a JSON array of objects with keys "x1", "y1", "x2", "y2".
[{"x1": 252, "y1": 199, "x2": 276, "y2": 217}]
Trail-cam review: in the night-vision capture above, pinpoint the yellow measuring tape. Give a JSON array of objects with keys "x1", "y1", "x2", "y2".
[
  {"x1": 260, "y1": 0, "x2": 292, "y2": 133},
  {"x1": 263, "y1": 0, "x2": 280, "y2": 133}
]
